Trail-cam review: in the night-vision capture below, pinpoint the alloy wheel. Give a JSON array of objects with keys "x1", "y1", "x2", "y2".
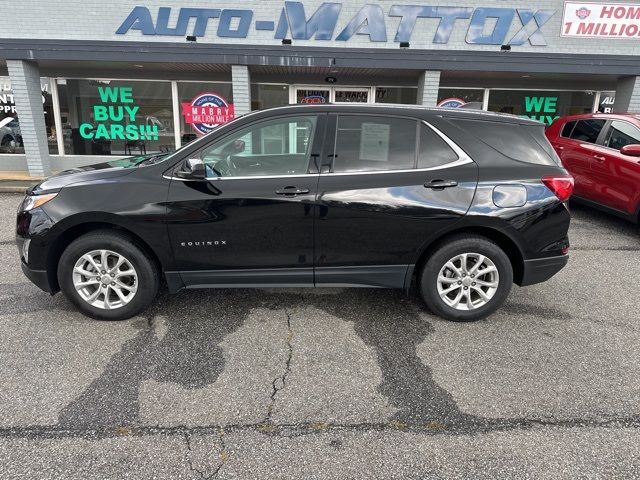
[
  {"x1": 436, "y1": 253, "x2": 499, "y2": 311},
  {"x1": 72, "y1": 249, "x2": 138, "y2": 310}
]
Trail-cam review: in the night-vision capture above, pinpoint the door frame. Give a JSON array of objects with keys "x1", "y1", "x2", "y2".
[{"x1": 289, "y1": 85, "x2": 375, "y2": 104}]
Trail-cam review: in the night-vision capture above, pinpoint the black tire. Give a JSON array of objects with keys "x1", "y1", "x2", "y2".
[
  {"x1": 57, "y1": 230, "x2": 159, "y2": 320},
  {"x1": 419, "y1": 234, "x2": 513, "y2": 322}
]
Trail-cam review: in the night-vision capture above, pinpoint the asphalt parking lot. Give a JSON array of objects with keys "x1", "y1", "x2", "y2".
[{"x1": 0, "y1": 192, "x2": 639, "y2": 479}]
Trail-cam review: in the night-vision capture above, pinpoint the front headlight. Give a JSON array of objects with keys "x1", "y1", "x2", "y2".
[{"x1": 21, "y1": 193, "x2": 58, "y2": 212}]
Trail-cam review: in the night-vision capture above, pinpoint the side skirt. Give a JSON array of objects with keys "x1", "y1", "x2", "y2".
[{"x1": 165, "y1": 265, "x2": 414, "y2": 292}]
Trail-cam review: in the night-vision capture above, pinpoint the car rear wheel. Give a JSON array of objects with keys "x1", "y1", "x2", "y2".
[
  {"x1": 420, "y1": 235, "x2": 513, "y2": 322},
  {"x1": 58, "y1": 231, "x2": 159, "y2": 320}
]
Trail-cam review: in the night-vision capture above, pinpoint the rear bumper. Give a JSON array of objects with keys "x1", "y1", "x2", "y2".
[
  {"x1": 519, "y1": 254, "x2": 568, "y2": 287},
  {"x1": 21, "y1": 261, "x2": 54, "y2": 294}
]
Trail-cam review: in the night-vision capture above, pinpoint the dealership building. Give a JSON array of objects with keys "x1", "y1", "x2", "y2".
[{"x1": 1, "y1": 0, "x2": 640, "y2": 176}]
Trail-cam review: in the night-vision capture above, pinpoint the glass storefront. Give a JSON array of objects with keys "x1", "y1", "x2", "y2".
[
  {"x1": 598, "y1": 91, "x2": 616, "y2": 113},
  {"x1": 487, "y1": 90, "x2": 595, "y2": 125},
  {"x1": 0, "y1": 74, "x2": 616, "y2": 158},
  {"x1": 375, "y1": 87, "x2": 417, "y2": 104},
  {"x1": 178, "y1": 81, "x2": 233, "y2": 145},
  {"x1": 295, "y1": 88, "x2": 330, "y2": 104},
  {"x1": 437, "y1": 88, "x2": 484, "y2": 109},
  {"x1": 251, "y1": 84, "x2": 288, "y2": 111},
  {"x1": 0, "y1": 77, "x2": 56, "y2": 154},
  {"x1": 58, "y1": 79, "x2": 175, "y2": 155}
]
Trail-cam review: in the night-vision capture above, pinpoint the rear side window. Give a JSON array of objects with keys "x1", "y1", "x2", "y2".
[
  {"x1": 333, "y1": 115, "x2": 416, "y2": 173},
  {"x1": 560, "y1": 121, "x2": 576, "y2": 138},
  {"x1": 450, "y1": 119, "x2": 560, "y2": 166},
  {"x1": 418, "y1": 123, "x2": 458, "y2": 168},
  {"x1": 604, "y1": 120, "x2": 640, "y2": 150},
  {"x1": 569, "y1": 119, "x2": 606, "y2": 143}
]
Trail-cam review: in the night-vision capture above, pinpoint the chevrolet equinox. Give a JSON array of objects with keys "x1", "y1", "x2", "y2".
[{"x1": 16, "y1": 104, "x2": 573, "y2": 322}]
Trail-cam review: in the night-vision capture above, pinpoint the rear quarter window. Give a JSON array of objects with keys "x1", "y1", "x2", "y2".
[
  {"x1": 450, "y1": 119, "x2": 561, "y2": 166},
  {"x1": 560, "y1": 121, "x2": 576, "y2": 138}
]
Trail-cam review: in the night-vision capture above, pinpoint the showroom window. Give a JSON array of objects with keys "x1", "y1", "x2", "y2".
[
  {"x1": 57, "y1": 79, "x2": 175, "y2": 155},
  {"x1": 598, "y1": 91, "x2": 616, "y2": 113},
  {"x1": 178, "y1": 82, "x2": 233, "y2": 146},
  {"x1": 251, "y1": 84, "x2": 289, "y2": 111},
  {"x1": 374, "y1": 87, "x2": 417, "y2": 104},
  {"x1": 0, "y1": 77, "x2": 57, "y2": 154},
  {"x1": 333, "y1": 115, "x2": 417, "y2": 172},
  {"x1": 437, "y1": 88, "x2": 484, "y2": 109},
  {"x1": 488, "y1": 90, "x2": 595, "y2": 125}
]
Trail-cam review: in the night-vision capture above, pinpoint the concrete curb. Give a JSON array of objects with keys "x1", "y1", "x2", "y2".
[{"x1": 0, "y1": 186, "x2": 29, "y2": 193}]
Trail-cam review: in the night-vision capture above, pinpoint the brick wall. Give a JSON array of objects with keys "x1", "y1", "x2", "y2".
[
  {"x1": 614, "y1": 77, "x2": 640, "y2": 113},
  {"x1": 417, "y1": 71, "x2": 441, "y2": 107},
  {"x1": 5, "y1": 61, "x2": 51, "y2": 176},
  {"x1": 231, "y1": 66, "x2": 251, "y2": 115}
]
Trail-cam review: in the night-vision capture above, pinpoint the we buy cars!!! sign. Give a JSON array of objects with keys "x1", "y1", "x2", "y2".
[{"x1": 562, "y1": 2, "x2": 640, "y2": 38}]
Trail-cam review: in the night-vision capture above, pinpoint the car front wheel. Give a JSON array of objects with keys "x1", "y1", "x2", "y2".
[
  {"x1": 420, "y1": 234, "x2": 513, "y2": 322},
  {"x1": 58, "y1": 231, "x2": 159, "y2": 320}
]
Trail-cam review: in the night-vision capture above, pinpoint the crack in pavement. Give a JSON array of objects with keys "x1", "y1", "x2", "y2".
[
  {"x1": 264, "y1": 305, "x2": 294, "y2": 423},
  {"x1": 184, "y1": 431, "x2": 227, "y2": 480},
  {"x1": 0, "y1": 415, "x2": 639, "y2": 441}
]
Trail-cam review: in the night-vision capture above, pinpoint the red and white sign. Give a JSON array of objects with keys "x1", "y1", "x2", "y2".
[
  {"x1": 181, "y1": 93, "x2": 234, "y2": 136},
  {"x1": 562, "y1": 2, "x2": 640, "y2": 38}
]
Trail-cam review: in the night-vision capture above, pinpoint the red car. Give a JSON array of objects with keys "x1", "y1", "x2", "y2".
[{"x1": 546, "y1": 113, "x2": 640, "y2": 223}]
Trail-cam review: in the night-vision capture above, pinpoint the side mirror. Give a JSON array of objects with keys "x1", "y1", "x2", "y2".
[
  {"x1": 176, "y1": 158, "x2": 206, "y2": 179},
  {"x1": 620, "y1": 144, "x2": 640, "y2": 157}
]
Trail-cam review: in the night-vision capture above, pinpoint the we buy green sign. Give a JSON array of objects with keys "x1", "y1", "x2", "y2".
[
  {"x1": 80, "y1": 87, "x2": 158, "y2": 141},
  {"x1": 523, "y1": 96, "x2": 559, "y2": 125}
]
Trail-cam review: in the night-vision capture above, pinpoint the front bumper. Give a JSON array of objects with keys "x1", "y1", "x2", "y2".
[
  {"x1": 518, "y1": 254, "x2": 569, "y2": 287},
  {"x1": 21, "y1": 260, "x2": 54, "y2": 294}
]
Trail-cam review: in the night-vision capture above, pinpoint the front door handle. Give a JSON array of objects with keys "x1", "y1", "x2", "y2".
[
  {"x1": 593, "y1": 155, "x2": 606, "y2": 162},
  {"x1": 424, "y1": 179, "x2": 458, "y2": 190},
  {"x1": 275, "y1": 186, "x2": 310, "y2": 196}
]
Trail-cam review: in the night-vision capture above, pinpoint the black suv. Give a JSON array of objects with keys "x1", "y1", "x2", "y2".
[{"x1": 16, "y1": 104, "x2": 573, "y2": 322}]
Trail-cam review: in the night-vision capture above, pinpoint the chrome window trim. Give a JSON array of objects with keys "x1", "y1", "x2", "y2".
[
  {"x1": 166, "y1": 119, "x2": 473, "y2": 181},
  {"x1": 421, "y1": 120, "x2": 472, "y2": 163},
  {"x1": 316, "y1": 159, "x2": 473, "y2": 177},
  {"x1": 164, "y1": 173, "x2": 317, "y2": 181}
]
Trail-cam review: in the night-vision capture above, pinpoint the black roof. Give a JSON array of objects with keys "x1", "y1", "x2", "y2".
[{"x1": 247, "y1": 103, "x2": 543, "y2": 126}]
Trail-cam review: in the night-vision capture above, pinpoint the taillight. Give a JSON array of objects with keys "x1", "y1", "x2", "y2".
[{"x1": 542, "y1": 175, "x2": 574, "y2": 202}]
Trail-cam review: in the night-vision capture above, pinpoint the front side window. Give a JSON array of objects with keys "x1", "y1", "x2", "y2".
[
  {"x1": 418, "y1": 123, "x2": 458, "y2": 168},
  {"x1": 200, "y1": 116, "x2": 316, "y2": 178},
  {"x1": 333, "y1": 115, "x2": 417, "y2": 173},
  {"x1": 604, "y1": 120, "x2": 640, "y2": 150},
  {"x1": 569, "y1": 119, "x2": 606, "y2": 143}
]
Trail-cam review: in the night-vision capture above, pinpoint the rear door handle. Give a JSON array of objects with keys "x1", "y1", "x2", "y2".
[
  {"x1": 424, "y1": 179, "x2": 458, "y2": 190},
  {"x1": 275, "y1": 186, "x2": 310, "y2": 196},
  {"x1": 593, "y1": 155, "x2": 606, "y2": 162}
]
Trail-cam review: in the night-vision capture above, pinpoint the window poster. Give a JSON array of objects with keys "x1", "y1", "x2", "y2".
[{"x1": 360, "y1": 122, "x2": 390, "y2": 162}]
